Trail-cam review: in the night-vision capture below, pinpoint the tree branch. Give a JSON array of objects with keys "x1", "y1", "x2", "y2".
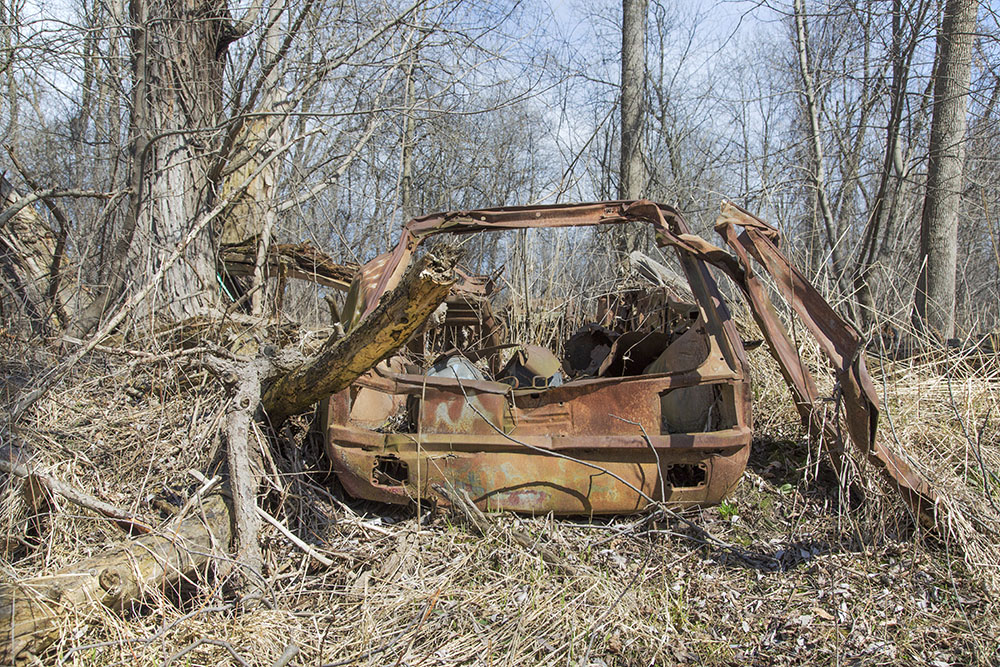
[
  {"x1": 0, "y1": 458, "x2": 151, "y2": 535},
  {"x1": 261, "y1": 249, "x2": 458, "y2": 423}
]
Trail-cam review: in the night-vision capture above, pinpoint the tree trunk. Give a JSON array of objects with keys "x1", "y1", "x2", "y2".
[
  {"x1": 913, "y1": 0, "x2": 978, "y2": 340},
  {"x1": 617, "y1": 0, "x2": 647, "y2": 254},
  {"x1": 125, "y1": 0, "x2": 234, "y2": 320},
  {"x1": 0, "y1": 176, "x2": 76, "y2": 336}
]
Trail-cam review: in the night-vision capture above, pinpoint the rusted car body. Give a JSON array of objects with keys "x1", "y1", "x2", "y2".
[{"x1": 320, "y1": 200, "x2": 937, "y2": 520}]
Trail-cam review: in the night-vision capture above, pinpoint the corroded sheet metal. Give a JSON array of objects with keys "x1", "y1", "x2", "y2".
[
  {"x1": 328, "y1": 422, "x2": 751, "y2": 514},
  {"x1": 419, "y1": 386, "x2": 509, "y2": 435},
  {"x1": 325, "y1": 199, "x2": 936, "y2": 521},
  {"x1": 712, "y1": 203, "x2": 937, "y2": 522}
]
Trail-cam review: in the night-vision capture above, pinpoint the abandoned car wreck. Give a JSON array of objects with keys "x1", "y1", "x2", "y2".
[{"x1": 319, "y1": 200, "x2": 937, "y2": 520}]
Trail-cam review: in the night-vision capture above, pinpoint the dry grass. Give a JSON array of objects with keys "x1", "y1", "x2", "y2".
[{"x1": 3, "y1": 316, "x2": 1000, "y2": 666}]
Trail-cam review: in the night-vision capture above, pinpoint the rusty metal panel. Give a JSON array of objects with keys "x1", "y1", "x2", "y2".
[
  {"x1": 324, "y1": 199, "x2": 935, "y2": 521},
  {"x1": 712, "y1": 202, "x2": 937, "y2": 522},
  {"x1": 327, "y1": 425, "x2": 751, "y2": 514},
  {"x1": 510, "y1": 380, "x2": 662, "y2": 438},
  {"x1": 419, "y1": 387, "x2": 509, "y2": 435}
]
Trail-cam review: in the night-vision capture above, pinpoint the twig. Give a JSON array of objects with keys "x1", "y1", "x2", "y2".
[
  {"x1": 945, "y1": 372, "x2": 1000, "y2": 514},
  {"x1": 162, "y1": 637, "x2": 250, "y2": 667},
  {"x1": 256, "y1": 505, "x2": 335, "y2": 568},
  {"x1": 271, "y1": 643, "x2": 300, "y2": 667},
  {"x1": 612, "y1": 414, "x2": 666, "y2": 503},
  {"x1": 60, "y1": 335, "x2": 220, "y2": 363},
  {"x1": 449, "y1": 375, "x2": 658, "y2": 505},
  {"x1": 580, "y1": 536, "x2": 655, "y2": 667},
  {"x1": 166, "y1": 472, "x2": 222, "y2": 528},
  {"x1": 58, "y1": 605, "x2": 233, "y2": 664},
  {"x1": 450, "y1": 375, "x2": 771, "y2": 566},
  {"x1": 319, "y1": 591, "x2": 439, "y2": 667}
]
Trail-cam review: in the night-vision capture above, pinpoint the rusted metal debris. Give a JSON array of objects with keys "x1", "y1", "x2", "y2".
[{"x1": 319, "y1": 200, "x2": 937, "y2": 522}]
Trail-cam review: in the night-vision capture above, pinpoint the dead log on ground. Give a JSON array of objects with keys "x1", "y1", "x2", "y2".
[{"x1": 0, "y1": 493, "x2": 233, "y2": 664}]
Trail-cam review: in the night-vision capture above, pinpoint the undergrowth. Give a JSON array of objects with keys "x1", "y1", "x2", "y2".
[{"x1": 2, "y1": 317, "x2": 999, "y2": 666}]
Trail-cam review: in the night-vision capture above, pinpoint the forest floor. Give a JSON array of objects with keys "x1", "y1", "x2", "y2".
[{"x1": 2, "y1": 324, "x2": 999, "y2": 666}]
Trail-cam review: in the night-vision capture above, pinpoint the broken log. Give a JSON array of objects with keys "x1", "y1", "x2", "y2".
[
  {"x1": 220, "y1": 239, "x2": 359, "y2": 290},
  {"x1": 0, "y1": 493, "x2": 233, "y2": 664},
  {"x1": 627, "y1": 250, "x2": 694, "y2": 301},
  {"x1": 262, "y1": 250, "x2": 458, "y2": 423},
  {"x1": 222, "y1": 360, "x2": 265, "y2": 597}
]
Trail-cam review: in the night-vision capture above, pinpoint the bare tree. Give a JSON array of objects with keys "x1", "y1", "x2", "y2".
[
  {"x1": 792, "y1": 0, "x2": 854, "y2": 305},
  {"x1": 913, "y1": 0, "x2": 979, "y2": 339},
  {"x1": 853, "y1": 0, "x2": 933, "y2": 330},
  {"x1": 618, "y1": 0, "x2": 647, "y2": 253}
]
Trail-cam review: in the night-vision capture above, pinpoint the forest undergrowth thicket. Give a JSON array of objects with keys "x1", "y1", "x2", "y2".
[{"x1": 2, "y1": 306, "x2": 997, "y2": 666}]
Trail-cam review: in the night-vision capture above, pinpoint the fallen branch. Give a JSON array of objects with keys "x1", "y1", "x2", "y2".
[
  {"x1": 0, "y1": 493, "x2": 233, "y2": 663},
  {"x1": 0, "y1": 458, "x2": 151, "y2": 535},
  {"x1": 220, "y1": 240, "x2": 358, "y2": 290},
  {"x1": 262, "y1": 249, "x2": 458, "y2": 423},
  {"x1": 256, "y1": 505, "x2": 335, "y2": 568},
  {"x1": 221, "y1": 361, "x2": 265, "y2": 596}
]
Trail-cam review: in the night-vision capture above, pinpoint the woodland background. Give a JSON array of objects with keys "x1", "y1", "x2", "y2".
[
  {"x1": 2, "y1": 0, "x2": 1000, "y2": 665},
  {"x1": 1, "y1": 0, "x2": 997, "y2": 337}
]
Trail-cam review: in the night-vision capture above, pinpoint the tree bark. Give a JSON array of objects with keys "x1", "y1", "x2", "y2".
[
  {"x1": 262, "y1": 250, "x2": 457, "y2": 423},
  {"x1": 617, "y1": 0, "x2": 647, "y2": 254},
  {"x1": 222, "y1": 362, "x2": 264, "y2": 595},
  {"x1": 0, "y1": 176, "x2": 78, "y2": 336},
  {"x1": 400, "y1": 35, "x2": 418, "y2": 222},
  {"x1": 0, "y1": 493, "x2": 233, "y2": 664},
  {"x1": 913, "y1": 0, "x2": 978, "y2": 340},
  {"x1": 124, "y1": 0, "x2": 234, "y2": 320}
]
